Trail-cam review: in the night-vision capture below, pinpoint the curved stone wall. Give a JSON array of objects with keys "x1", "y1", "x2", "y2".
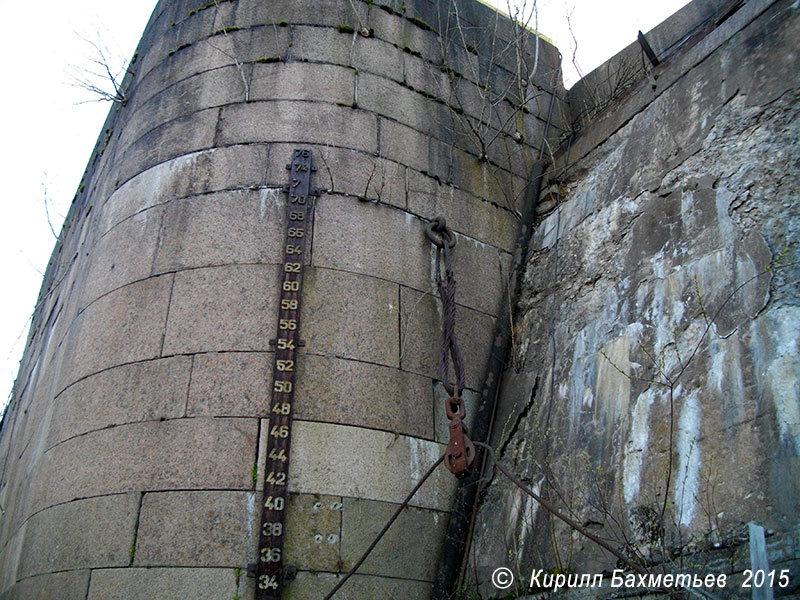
[{"x1": 0, "y1": 0, "x2": 565, "y2": 597}]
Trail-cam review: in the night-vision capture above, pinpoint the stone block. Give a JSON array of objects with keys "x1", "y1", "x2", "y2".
[
  {"x1": 136, "y1": 25, "x2": 290, "y2": 104},
  {"x1": 0, "y1": 526, "x2": 25, "y2": 594},
  {"x1": 378, "y1": 118, "x2": 432, "y2": 174},
  {"x1": 284, "y1": 493, "x2": 343, "y2": 572},
  {"x1": 99, "y1": 145, "x2": 269, "y2": 234},
  {"x1": 134, "y1": 491, "x2": 259, "y2": 566},
  {"x1": 448, "y1": 145, "x2": 527, "y2": 211},
  {"x1": 312, "y1": 194, "x2": 430, "y2": 291},
  {"x1": 449, "y1": 232, "x2": 511, "y2": 316},
  {"x1": 63, "y1": 275, "x2": 173, "y2": 387},
  {"x1": 285, "y1": 421, "x2": 456, "y2": 511},
  {"x1": 295, "y1": 354, "x2": 434, "y2": 439},
  {"x1": 31, "y1": 418, "x2": 257, "y2": 514},
  {"x1": 265, "y1": 143, "x2": 406, "y2": 208},
  {"x1": 365, "y1": 4, "x2": 410, "y2": 50},
  {"x1": 162, "y1": 264, "x2": 279, "y2": 355},
  {"x1": 5, "y1": 570, "x2": 90, "y2": 600},
  {"x1": 405, "y1": 52, "x2": 450, "y2": 100},
  {"x1": 353, "y1": 37, "x2": 404, "y2": 82},
  {"x1": 174, "y1": 4, "x2": 218, "y2": 50},
  {"x1": 217, "y1": 101, "x2": 378, "y2": 154},
  {"x1": 300, "y1": 267, "x2": 399, "y2": 368},
  {"x1": 119, "y1": 65, "x2": 248, "y2": 153},
  {"x1": 81, "y1": 205, "x2": 164, "y2": 306},
  {"x1": 400, "y1": 286, "x2": 495, "y2": 390},
  {"x1": 87, "y1": 567, "x2": 237, "y2": 600},
  {"x1": 357, "y1": 72, "x2": 447, "y2": 139},
  {"x1": 407, "y1": 169, "x2": 518, "y2": 252},
  {"x1": 283, "y1": 571, "x2": 432, "y2": 599},
  {"x1": 47, "y1": 356, "x2": 191, "y2": 449},
  {"x1": 187, "y1": 352, "x2": 271, "y2": 417},
  {"x1": 250, "y1": 61, "x2": 355, "y2": 106},
  {"x1": 290, "y1": 26, "x2": 353, "y2": 66},
  {"x1": 117, "y1": 107, "x2": 219, "y2": 187},
  {"x1": 341, "y1": 497, "x2": 448, "y2": 581},
  {"x1": 233, "y1": 0, "x2": 368, "y2": 30},
  {"x1": 153, "y1": 189, "x2": 287, "y2": 273},
  {"x1": 18, "y1": 494, "x2": 139, "y2": 579}
]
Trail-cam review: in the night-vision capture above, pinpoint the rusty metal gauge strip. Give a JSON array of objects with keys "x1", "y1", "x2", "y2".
[{"x1": 255, "y1": 149, "x2": 319, "y2": 598}]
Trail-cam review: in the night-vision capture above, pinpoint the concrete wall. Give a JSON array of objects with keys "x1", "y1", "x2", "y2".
[
  {"x1": 0, "y1": 0, "x2": 565, "y2": 598},
  {"x1": 468, "y1": 0, "x2": 800, "y2": 596}
]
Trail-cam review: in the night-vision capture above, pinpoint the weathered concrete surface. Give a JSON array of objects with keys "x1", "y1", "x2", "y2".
[{"x1": 467, "y1": 0, "x2": 800, "y2": 596}]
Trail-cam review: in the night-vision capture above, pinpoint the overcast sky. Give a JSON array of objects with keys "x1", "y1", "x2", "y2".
[{"x1": 0, "y1": 0, "x2": 690, "y2": 412}]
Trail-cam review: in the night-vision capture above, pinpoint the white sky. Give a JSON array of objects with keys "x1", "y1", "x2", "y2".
[{"x1": 0, "y1": 0, "x2": 690, "y2": 412}]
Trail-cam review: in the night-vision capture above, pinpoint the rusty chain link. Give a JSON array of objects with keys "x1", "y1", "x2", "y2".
[{"x1": 427, "y1": 217, "x2": 475, "y2": 477}]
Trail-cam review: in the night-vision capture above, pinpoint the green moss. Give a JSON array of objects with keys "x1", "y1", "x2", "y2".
[
  {"x1": 277, "y1": 20, "x2": 289, "y2": 27},
  {"x1": 188, "y1": 9, "x2": 195, "y2": 16},
  {"x1": 409, "y1": 16, "x2": 437, "y2": 34},
  {"x1": 129, "y1": 541, "x2": 136, "y2": 560},
  {"x1": 251, "y1": 463, "x2": 258, "y2": 485},
  {"x1": 337, "y1": 24, "x2": 355, "y2": 34},
  {"x1": 378, "y1": 3, "x2": 394, "y2": 14},
  {"x1": 256, "y1": 56, "x2": 282, "y2": 63},
  {"x1": 198, "y1": 0, "x2": 231, "y2": 11},
  {"x1": 168, "y1": 42, "x2": 192, "y2": 56},
  {"x1": 78, "y1": 183, "x2": 85, "y2": 194},
  {"x1": 212, "y1": 26, "x2": 239, "y2": 36}
]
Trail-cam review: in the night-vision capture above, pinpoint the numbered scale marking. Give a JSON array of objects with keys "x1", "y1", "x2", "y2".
[{"x1": 256, "y1": 149, "x2": 320, "y2": 598}]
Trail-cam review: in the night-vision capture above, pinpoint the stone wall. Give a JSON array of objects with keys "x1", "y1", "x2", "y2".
[
  {"x1": 0, "y1": 0, "x2": 565, "y2": 598},
  {"x1": 468, "y1": 0, "x2": 799, "y2": 596}
]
